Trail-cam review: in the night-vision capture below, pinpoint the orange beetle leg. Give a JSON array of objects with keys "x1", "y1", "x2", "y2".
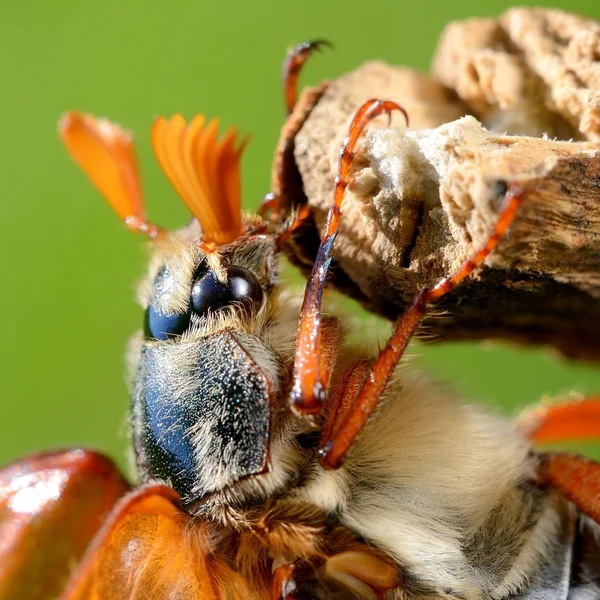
[
  {"x1": 324, "y1": 551, "x2": 402, "y2": 600},
  {"x1": 536, "y1": 453, "x2": 600, "y2": 525},
  {"x1": 0, "y1": 449, "x2": 129, "y2": 600},
  {"x1": 271, "y1": 561, "x2": 313, "y2": 600},
  {"x1": 276, "y1": 205, "x2": 314, "y2": 250},
  {"x1": 518, "y1": 396, "x2": 600, "y2": 444},
  {"x1": 266, "y1": 43, "x2": 330, "y2": 228},
  {"x1": 291, "y1": 99, "x2": 408, "y2": 416},
  {"x1": 259, "y1": 191, "x2": 280, "y2": 218},
  {"x1": 283, "y1": 40, "x2": 332, "y2": 114},
  {"x1": 291, "y1": 316, "x2": 341, "y2": 416},
  {"x1": 319, "y1": 182, "x2": 527, "y2": 469},
  {"x1": 321, "y1": 360, "x2": 371, "y2": 448}
]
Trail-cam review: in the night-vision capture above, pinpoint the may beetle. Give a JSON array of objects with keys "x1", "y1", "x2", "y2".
[{"x1": 1, "y1": 42, "x2": 599, "y2": 600}]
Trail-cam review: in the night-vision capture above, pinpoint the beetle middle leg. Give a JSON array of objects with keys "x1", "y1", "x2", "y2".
[
  {"x1": 517, "y1": 395, "x2": 600, "y2": 443},
  {"x1": 517, "y1": 396, "x2": 600, "y2": 525},
  {"x1": 319, "y1": 182, "x2": 527, "y2": 469},
  {"x1": 320, "y1": 182, "x2": 526, "y2": 469}
]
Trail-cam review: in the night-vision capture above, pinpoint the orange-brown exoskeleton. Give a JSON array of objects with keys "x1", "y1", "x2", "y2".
[{"x1": 2, "y1": 42, "x2": 600, "y2": 600}]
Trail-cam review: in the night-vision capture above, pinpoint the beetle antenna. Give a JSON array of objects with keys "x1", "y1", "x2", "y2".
[
  {"x1": 151, "y1": 115, "x2": 249, "y2": 246},
  {"x1": 59, "y1": 112, "x2": 161, "y2": 238}
]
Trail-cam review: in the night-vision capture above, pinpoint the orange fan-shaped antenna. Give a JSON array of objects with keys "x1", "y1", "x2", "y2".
[
  {"x1": 152, "y1": 114, "x2": 248, "y2": 245},
  {"x1": 59, "y1": 112, "x2": 159, "y2": 237}
]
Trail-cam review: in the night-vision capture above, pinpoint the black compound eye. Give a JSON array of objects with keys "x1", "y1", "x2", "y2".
[
  {"x1": 191, "y1": 266, "x2": 263, "y2": 316},
  {"x1": 144, "y1": 306, "x2": 191, "y2": 341}
]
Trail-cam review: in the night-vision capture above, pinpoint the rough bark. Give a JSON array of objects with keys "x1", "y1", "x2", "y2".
[
  {"x1": 272, "y1": 9, "x2": 600, "y2": 361},
  {"x1": 433, "y1": 7, "x2": 600, "y2": 141}
]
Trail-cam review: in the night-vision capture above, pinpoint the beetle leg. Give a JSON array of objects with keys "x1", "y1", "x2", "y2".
[
  {"x1": 318, "y1": 289, "x2": 428, "y2": 468},
  {"x1": 321, "y1": 359, "x2": 371, "y2": 446},
  {"x1": 291, "y1": 316, "x2": 342, "y2": 416},
  {"x1": 291, "y1": 99, "x2": 408, "y2": 415},
  {"x1": 536, "y1": 453, "x2": 600, "y2": 524},
  {"x1": 0, "y1": 449, "x2": 129, "y2": 600},
  {"x1": 323, "y1": 551, "x2": 402, "y2": 600},
  {"x1": 271, "y1": 560, "x2": 313, "y2": 600},
  {"x1": 319, "y1": 183, "x2": 527, "y2": 469},
  {"x1": 267, "y1": 41, "x2": 330, "y2": 228},
  {"x1": 276, "y1": 204, "x2": 313, "y2": 247},
  {"x1": 283, "y1": 40, "x2": 332, "y2": 114},
  {"x1": 260, "y1": 191, "x2": 281, "y2": 217},
  {"x1": 272, "y1": 551, "x2": 400, "y2": 600},
  {"x1": 518, "y1": 396, "x2": 600, "y2": 444}
]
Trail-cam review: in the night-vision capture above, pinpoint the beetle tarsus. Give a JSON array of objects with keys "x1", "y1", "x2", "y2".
[{"x1": 283, "y1": 39, "x2": 332, "y2": 114}]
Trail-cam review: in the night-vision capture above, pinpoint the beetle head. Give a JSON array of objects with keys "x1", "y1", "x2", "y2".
[{"x1": 59, "y1": 113, "x2": 307, "y2": 508}]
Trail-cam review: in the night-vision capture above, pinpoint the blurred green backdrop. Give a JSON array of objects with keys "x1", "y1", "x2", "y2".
[{"x1": 1, "y1": 0, "x2": 599, "y2": 471}]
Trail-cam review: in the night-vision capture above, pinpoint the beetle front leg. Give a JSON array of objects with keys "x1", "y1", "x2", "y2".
[
  {"x1": 266, "y1": 41, "x2": 330, "y2": 226},
  {"x1": 291, "y1": 99, "x2": 409, "y2": 416},
  {"x1": 282, "y1": 40, "x2": 332, "y2": 115}
]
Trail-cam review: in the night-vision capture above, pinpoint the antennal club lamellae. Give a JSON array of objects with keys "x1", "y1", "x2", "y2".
[
  {"x1": 152, "y1": 115, "x2": 248, "y2": 245},
  {"x1": 59, "y1": 111, "x2": 248, "y2": 246},
  {"x1": 59, "y1": 112, "x2": 160, "y2": 238}
]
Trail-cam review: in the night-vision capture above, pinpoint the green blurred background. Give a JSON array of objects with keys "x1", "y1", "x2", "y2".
[{"x1": 1, "y1": 0, "x2": 600, "y2": 471}]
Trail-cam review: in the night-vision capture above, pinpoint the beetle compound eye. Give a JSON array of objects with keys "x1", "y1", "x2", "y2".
[
  {"x1": 144, "y1": 306, "x2": 191, "y2": 341},
  {"x1": 191, "y1": 266, "x2": 263, "y2": 317},
  {"x1": 143, "y1": 265, "x2": 192, "y2": 341}
]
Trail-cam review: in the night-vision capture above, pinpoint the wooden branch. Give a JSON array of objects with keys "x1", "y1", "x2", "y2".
[
  {"x1": 273, "y1": 10, "x2": 600, "y2": 361},
  {"x1": 433, "y1": 7, "x2": 600, "y2": 142}
]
